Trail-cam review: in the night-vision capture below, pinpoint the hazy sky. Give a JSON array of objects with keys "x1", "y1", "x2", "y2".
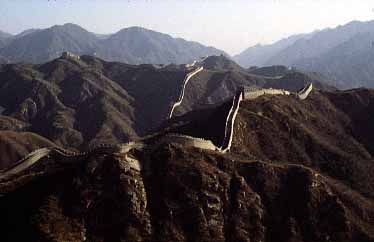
[{"x1": 1, "y1": 0, "x2": 374, "y2": 55}]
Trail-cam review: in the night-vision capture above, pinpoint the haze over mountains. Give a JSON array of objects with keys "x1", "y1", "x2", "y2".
[
  {"x1": 235, "y1": 20, "x2": 374, "y2": 88},
  {"x1": 2, "y1": 20, "x2": 374, "y2": 88},
  {"x1": 0, "y1": 23, "x2": 226, "y2": 65}
]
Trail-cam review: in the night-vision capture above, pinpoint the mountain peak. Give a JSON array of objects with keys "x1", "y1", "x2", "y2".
[
  {"x1": 49, "y1": 23, "x2": 89, "y2": 33},
  {"x1": 0, "y1": 23, "x2": 226, "y2": 65},
  {"x1": 202, "y1": 55, "x2": 243, "y2": 71}
]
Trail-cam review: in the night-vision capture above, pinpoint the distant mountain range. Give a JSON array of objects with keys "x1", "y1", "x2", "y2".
[
  {"x1": 234, "y1": 20, "x2": 374, "y2": 88},
  {"x1": 0, "y1": 23, "x2": 227, "y2": 65},
  {"x1": 3, "y1": 20, "x2": 374, "y2": 88}
]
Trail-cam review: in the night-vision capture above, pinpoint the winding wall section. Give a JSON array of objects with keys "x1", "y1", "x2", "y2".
[
  {"x1": 218, "y1": 83, "x2": 313, "y2": 152},
  {"x1": 158, "y1": 133, "x2": 217, "y2": 151},
  {"x1": 298, "y1": 83, "x2": 313, "y2": 100},
  {"x1": 219, "y1": 91, "x2": 243, "y2": 152},
  {"x1": 0, "y1": 142, "x2": 144, "y2": 181},
  {"x1": 0, "y1": 81, "x2": 314, "y2": 181},
  {"x1": 168, "y1": 66, "x2": 204, "y2": 118}
]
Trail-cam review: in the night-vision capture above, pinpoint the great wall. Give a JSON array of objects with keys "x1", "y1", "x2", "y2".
[
  {"x1": 219, "y1": 90, "x2": 243, "y2": 152},
  {"x1": 241, "y1": 86, "x2": 290, "y2": 99},
  {"x1": 164, "y1": 70, "x2": 314, "y2": 152},
  {"x1": 298, "y1": 83, "x2": 313, "y2": 100},
  {"x1": 158, "y1": 133, "x2": 217, "y2": 151},
  {"x1": 0, "y1": 142, "x2": 143, "y2": 181},
  {"x1": 0, "y1": 55, "x2": 314, "y2": 180},
  {"x1": 168, "y1": 66, "x2": 204, "y2": 118}
]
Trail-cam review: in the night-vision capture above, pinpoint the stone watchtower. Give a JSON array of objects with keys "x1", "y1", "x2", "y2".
[{"x1": 61, "y1": 51, "x2": 80, "y2": 61}]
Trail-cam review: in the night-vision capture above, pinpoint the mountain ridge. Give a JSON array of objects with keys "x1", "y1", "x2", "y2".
[
  {"x1": 0, "y1": 23, "x2": 228, "y2": 65},
  {"x1": 235, "y1": 19, "x2": 374, "y2": 88}
]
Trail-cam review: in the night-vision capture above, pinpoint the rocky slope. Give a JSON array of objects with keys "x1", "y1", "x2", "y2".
[
  {"x1": 0, "y1": 132, "x2": 373, "y2": 242},
  {"x1": 231, "y1": 89, "x2": 374, "y2": 198},
  {"x1": 163, "y1": 88, "x2": 374, "y2": 199}
]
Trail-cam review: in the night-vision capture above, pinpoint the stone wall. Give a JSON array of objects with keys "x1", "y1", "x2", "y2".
[
  {"x1": 168, "y1": 66, "x2": 204, "y2": 118},
  {"x1": 242, "y1": 88, "x2": 290, "y2": 100},
  {"x1": 219, "y1": 84, "x2": 312, "y2": 152},
  {"x1": 0, "y1": 142, "x2": 143, "y2": 181},
  {"x1": 297, "y1": 83, "x2": 313, "y2": 100},
  {"x1": 220, "y1": 91, "x2": 243, "y2": 152}
]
